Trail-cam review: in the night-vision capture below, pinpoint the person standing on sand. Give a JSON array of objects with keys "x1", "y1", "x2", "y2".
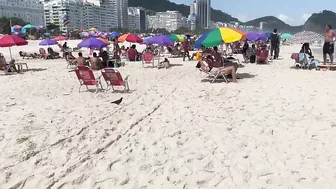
[
  {"x1": 323, "y1": 25, "x2": 336, "y2": 65},
  {"x1": 270, "y1": 28, "x2": 280, "y2": 59}
]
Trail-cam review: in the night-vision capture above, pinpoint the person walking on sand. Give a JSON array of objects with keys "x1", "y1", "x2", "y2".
[{"x1": 323, "y1": 25, "x2": 336, "y2": 65}]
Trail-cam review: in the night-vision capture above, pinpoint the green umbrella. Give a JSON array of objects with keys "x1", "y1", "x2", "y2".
[
  {"x1": 168, "y1": 34, "x2": 184, "y2": 42},
  {"x1": 23, "y1": 24, "x2": 36, "y2": 29},
  {"x1": 280, "y1": 33, "x2": 292, "y2": 40}
]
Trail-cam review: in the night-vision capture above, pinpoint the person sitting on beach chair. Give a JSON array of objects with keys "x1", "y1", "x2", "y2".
[
  {"x1": 300, "y1": 43, "x2": 313, "y2": 58},
  {"x1": 0, "y1": 53, "x2": 19, "y2": 73},
  {"x1": 72, "y1": 52, "x2": 88, "y2": 67},
  {"x1": 199, "y1": 53, "x2": 238, "y2": 83}
]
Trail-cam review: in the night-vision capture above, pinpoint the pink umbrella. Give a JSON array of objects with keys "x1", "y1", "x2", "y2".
[
  {"x1": 37, "y1": 25, "x2": 44, "y2": 30},
  {"x1": 12, "y1": 25, "x2": 22, "y2": 29}
]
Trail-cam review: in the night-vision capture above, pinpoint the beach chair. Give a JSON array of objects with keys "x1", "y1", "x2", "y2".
[
  {"x1": 291, "y1": 53, "x2": 317, "y2": 69},
  {"x1": 256, "y1": 48, "x2": 270, "y2": 64},
  {"x1": 199, "y1": 60, "x2": 228, "y2": 83},
  {"x1": 142, "y1": 52, "x2": 155, "y2": 67},
  {"x1": 39, "y1": 48, "x2": 47, "y2": 59},
  {"x1": 101, "y1": 68, "x2": 129, "y2": 92},
  {"x1": 75, "y1": 66, "x2": 102, "y2": 93}
]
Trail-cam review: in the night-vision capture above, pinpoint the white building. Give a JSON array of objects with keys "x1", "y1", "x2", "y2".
[
  {"x1": 44, "y1": 0, "x2": 107, "y2": 32},
  {"x1": 0, "y1": 0, "x2": 45, "y2": 26},
  {"x1": 100, "y1": 0, "x2": 127, "y2": 29},
  {"x1": 196, "y1": 0, "x2": 210, "y2": 28},
  {"x1": 148, "y1": 11, "x2": 187, "y2": 32},
  {"x1": 128, "y1": 7, "x2": 146, "y2": 32},
  {"x1": 188, "y1": 3, "x2": 197, "y2": 30}
]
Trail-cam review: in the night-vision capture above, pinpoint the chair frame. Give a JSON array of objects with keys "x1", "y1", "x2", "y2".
[
  {"x1": 75, "y1": 66, "x2": 103, "y2": 93},
  {"x1": 101, "y1": 68, "x2": 130, "y2": 92}
]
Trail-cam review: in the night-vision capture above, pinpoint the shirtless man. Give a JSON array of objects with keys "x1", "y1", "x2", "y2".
[
  {"x1": 72, "y1": 52, "x2": 88, "y2": 66},
  {"x1": 89, "y1": 52, "x2": 102, "y2": 70},
  {"x1": 323, "y1": 25, "x2": 336, "y2": 64}
]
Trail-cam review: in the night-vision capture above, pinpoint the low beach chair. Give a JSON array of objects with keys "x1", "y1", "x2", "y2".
[
  {"x1": 75, "y1": 66, "x2": 102, "y2": 93},
  {"x1": 291, "y1": 53, "x2": 317, "y2": 69},
  {"x1": 142, "y1": 52, "x2": 155, "y2": 67},
  {"x1": 256, "y1": 48, "x2": 270, "y2": 64},
  {"x1": 101, "y1": 68, "x2": 129, "y2": 92},
  {"x1": 199, "y1": 60, "x2": 228, "y2": 83}
]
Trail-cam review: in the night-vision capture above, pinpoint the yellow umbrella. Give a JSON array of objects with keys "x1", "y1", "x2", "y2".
[{"x1": 89, "y1": 27, "x2": 97, "y2": 31}]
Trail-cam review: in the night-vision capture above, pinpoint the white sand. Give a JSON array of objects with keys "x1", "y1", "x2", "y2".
[{"x1": 1, "y1": 41, "x2": 336, "y2": 189}]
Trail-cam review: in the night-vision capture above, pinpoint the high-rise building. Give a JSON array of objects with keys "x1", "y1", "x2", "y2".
[
  {"x1": 117, "y1": 0, "x2": 128, "y2": 28},
  {"x1": 196, "y1": 0, "x2": 210, "y2": 28},
  {"x1": 189, "y1": 3, "x2": 197, "y2": 30},
  {"x1": 100, "y1": 0, "x2": 127, "y2": 29},
  {"x1": 0, "y1": 0, "x2": 45, "y2": 26},
  {"x1": 147, "y1": 11, "x2": 187, "y2": 32},
  {"x1": 128, "y1": 7, "x2": 146, "y2": 32},
  {"x1": 44, "y1": 0, "x2": 107, "y2": 32}
]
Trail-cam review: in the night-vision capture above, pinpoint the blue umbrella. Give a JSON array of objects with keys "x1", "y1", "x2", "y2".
[
  {"x1": 39, "y1": 39, "x2": 58, "y2": 46},
  {"x1": 77, "y1": 37, "x2": 108, "y2": 48},
  {"x1": 144, "y1": 35, "x2": 173, "y2": 45},
  {"x1": 264, "y1": 32, "x2": 272, "y2": 40},
  {"x1": 110, "y1": 32, "x2": 120, "y2": 38}
]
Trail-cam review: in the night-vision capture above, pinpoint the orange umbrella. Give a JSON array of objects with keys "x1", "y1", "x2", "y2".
[
  {"x1": 118, "y1": 33, "x2": 143, "y2": 43},
  {"x1": 98, "y1": 38, "x2": 110, "y2": 45}
]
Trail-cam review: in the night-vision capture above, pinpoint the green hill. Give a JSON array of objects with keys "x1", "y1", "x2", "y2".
[
  {"x1": 243, "y1": 16, "x2": 302, "y2": 33},
  {"x1": 128, "y1": 0, "x2": 239, "y2": 23},
  {"x1": 303, "y1": 10, "x2": 336, "y2": 33}
]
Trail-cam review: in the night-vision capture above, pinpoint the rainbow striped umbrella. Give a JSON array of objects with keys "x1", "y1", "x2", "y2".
[
  {"x1": 194, "y1": 27, "x2": 247, "y2": 48},
  {"x1": 168, "y1": 34, "x2": 184, "y2": 42}
]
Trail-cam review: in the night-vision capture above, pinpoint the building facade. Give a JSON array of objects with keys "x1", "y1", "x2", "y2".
[
  {"x1": 196, "y1": 0, "x2": 210, "y2": 29},
  {"x1": 128, "y1": 7, "x2": 146, "y2": 32},
  {"x1": 148, "y1": 11, "x2": 187, "y2": 32},
  {"x1": 0, "y1": 0, "x2": 45, "y2": 26},
  {"x1": 44, "y1": 0, "x2": 107, "y2": 32},
  {"x1": 100, "y1": 0, "x2": 127, "y2": 29}
]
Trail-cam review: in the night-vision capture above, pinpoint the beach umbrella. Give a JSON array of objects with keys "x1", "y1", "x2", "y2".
[
  {"x1": 247, "y1": 33, "x2": 267, "y2": 41},
  {"x1": 54, "y1": 36, "x2": 68, "y2": 41},
  {"x1": 194, "y1": 27, "x2": 246, "y2": 48},
  {"x1": 23, "y1": 24, "x2": 36, "y2": 29},
  {"x1": 77, "y1": 37, "x2": 108, "y2": 48},
  {"x1": 37, "y1": 25, "x2": 44, "y2": 30},
  {"x1": 168, "y1": 34, "x2": 184, "y2": 42},
  {"x1": 12, "y1": 25, "x2": 22, "y2": 29},
  {"x1": 39, "y1": 39, "x2": 58, "y2": 46},
  {"x1": 110, "y1": 32, "x2": 120, "y2": 38},
  {"x1": 0, "y1": 35, "x2": 28, "y2": 58},
  {"x1": 89, "y1": 27, "x2": 97, "y2": 31},
  {"x1": 144, "y1": 35, "x2": 173, "y2": 46},
  {"x1": 97, "y1": 38, "x2": 110, "y2": 45},
  {"x1": 118, "y1": 33, "x2": 143, "y2": 43},
  {"x1": 281, "y1": 33, "x2": 292, "y2": 40}
]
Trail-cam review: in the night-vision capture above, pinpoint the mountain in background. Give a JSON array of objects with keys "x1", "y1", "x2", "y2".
[
  {"x1": 128, "y1": 0, "x2": 239, "y2": 23},
  {"x1": 129, "y1": 0, "x2": 336, "y2": 34},
  {"x1": 243, "y1": 16, "x2": 303, "y2": 33}
]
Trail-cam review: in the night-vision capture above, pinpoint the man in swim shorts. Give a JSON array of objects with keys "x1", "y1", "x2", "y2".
[{"x1": 323, "y1": 25, "x2": 336, "y2": 64}]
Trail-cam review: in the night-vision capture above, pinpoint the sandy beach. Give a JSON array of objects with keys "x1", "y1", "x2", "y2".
[{"x1": 1, "y1": 40, "x2": 336, "y2": 189}]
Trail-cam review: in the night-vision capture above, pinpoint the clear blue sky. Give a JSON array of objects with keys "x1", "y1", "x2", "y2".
[{"x1": 171, "y1": 0, "x2": 335, "y2": 26}]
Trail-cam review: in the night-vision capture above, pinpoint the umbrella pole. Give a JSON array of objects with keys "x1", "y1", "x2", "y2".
[{"x1": 9, "y1": 47, "x2": 12, "y2": 59}]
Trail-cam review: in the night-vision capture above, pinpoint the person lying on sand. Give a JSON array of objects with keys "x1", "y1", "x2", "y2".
[
  {"x1": 72, "y1": 52, "x2": 88, "y2": 66},
  {"x1": 158, "y1": 58, "x2": 170, "y2": 69}
]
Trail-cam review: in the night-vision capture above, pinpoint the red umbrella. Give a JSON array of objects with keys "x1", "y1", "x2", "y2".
[
  {"x1": 54, "y1": 36, "x2": 68, "y2": 41},
  {"x1": 0, "y1": 35, "x2": 28, "y2": 58},
  {"x1": 0, "y1": 35, "x2": 28, "y2": 47},
  {"x1": 118, "y1": 33, "x2": 143, "y2": 43}
]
